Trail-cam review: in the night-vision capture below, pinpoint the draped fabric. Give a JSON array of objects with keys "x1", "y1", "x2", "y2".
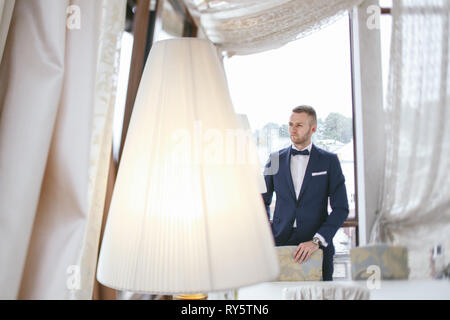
[
  {"x1": 371, "y1": 0, "x2": 450, "y2": 278},
  {"x1": 0, "y1": 0, "x2": 125, "y2": 299},
  {"x1": 184, "y1": 0, "x2": 364, "y2": 55},
  {"x1": 0, "y1": 0, "x2": 14, "y2": 63},
  {"x1": 282, "y1": 284, "x2": 370, "y2": 300},
  {"x1": 75, "y1": 0, "x2": 125, "y2": 299}
]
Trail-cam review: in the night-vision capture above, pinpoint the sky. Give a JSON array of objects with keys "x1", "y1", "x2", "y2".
[
  {"x1": 223, "y1": 10, "x2": 392, "y2": 133},
  {"x1": 223, "y1": 15, "x2": 353, "y2": 132}
]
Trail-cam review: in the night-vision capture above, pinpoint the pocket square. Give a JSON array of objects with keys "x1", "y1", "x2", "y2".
[{"x1": 312, "y1": 171, "x2": 327, "y2": 176}]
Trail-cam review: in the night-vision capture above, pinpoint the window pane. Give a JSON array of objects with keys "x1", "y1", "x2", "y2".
[
  {"x1": 333, "y1": 227, "x2": 357, "y2": 254},
  {"x1": 333, "y1": 227, "x2": 356, "y2": 280},
  {"x1": 223, "y1": 15, "x2": 356, "y2": 223},
  {"x1": 113, "y1": 31, "x2": 133, "y2": 162},
  {"x1": 379, "y1": 0, "x2": 393, "y2": 8}
]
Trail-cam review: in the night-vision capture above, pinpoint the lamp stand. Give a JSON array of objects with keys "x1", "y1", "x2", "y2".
[{"x1": 173, "y1": 293, "x2": 208, "y2": 300}]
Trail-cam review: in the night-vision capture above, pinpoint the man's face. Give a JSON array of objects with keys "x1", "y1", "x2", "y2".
[{"x1": 288, "y1": 112, "x2": 317, "y2": 146}]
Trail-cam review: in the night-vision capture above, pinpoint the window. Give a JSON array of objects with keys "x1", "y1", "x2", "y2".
[
  {"x1": 223, "y1": 15, "x2": 357, "y2": 258},
  {"x1": 113, "y1": 31, "x2": 133, "y2": 162}
]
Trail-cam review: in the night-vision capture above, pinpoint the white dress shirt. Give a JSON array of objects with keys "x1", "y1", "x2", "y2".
[{"x1": 290, "y1": 143, "x2": 328, "y2": 247}]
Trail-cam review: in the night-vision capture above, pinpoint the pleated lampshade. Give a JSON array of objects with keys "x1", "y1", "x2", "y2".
[
  {"x1": 96, "y1": 38, "x2": 279, "y2": 294},
  {"x1": 236, "y1": 114, "x2": 267, "y2": 194}
]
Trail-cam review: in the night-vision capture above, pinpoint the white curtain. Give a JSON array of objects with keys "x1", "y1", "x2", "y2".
[
  {"x1": 371, "y1": 0, "x2": 450, "y2": 278},
  {"x1": 0, "y1": 0, "x2": 125, "y2": 299},
  {"x1": 0, "y1": 0, "x2": 14, "y2": 63},
  {"x1": 184, "y1": 0, "x2": 364, "y2": 55}
]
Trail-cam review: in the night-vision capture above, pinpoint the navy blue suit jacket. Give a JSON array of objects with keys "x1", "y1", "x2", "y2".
[{"x1": 262, "y1": 144, "x2": 349, "y2": 257}]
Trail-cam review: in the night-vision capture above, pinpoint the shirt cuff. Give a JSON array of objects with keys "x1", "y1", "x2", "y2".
[{"x1": 314, "y1": 233, "x2": 328, "y2": 247}]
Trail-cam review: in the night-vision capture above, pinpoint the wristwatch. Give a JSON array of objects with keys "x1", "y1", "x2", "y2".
[{"x1": 312, "y1": 237, "x2": 321, "y2": 246}]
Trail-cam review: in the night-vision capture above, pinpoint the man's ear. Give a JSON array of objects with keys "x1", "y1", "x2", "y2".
[{"x1": 311, "y1": 123, "x2": 317, "y2": 134}]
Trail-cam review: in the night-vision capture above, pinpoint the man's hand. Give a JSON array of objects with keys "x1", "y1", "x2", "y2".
[{"x1": 293, "y1": 241, "x2": 319, "y2": 264}]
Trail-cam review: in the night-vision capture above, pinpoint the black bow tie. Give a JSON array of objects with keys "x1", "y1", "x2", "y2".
[{"x1": 291, "y1": 148, "x2": 310, "y2": 156}]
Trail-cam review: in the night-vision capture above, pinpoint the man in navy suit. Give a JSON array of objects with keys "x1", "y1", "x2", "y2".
[{"x1": 262, "y1": 105, "x2": 349, "y2": 281}]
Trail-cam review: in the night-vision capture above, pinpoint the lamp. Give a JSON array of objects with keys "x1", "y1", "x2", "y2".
[
  {"x1": 236, "y1": 114, "x2": 267, "y2": 194},
  {"x1": 96, "y1": 38, "x2": 279, "y2": 297}
]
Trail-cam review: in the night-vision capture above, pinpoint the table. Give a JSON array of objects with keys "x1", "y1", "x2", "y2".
[{"x1": 237, "y1": 280, "x2": 450, "y2": 300}]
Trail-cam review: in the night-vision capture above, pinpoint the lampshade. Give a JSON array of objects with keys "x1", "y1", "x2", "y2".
[
  {"x1": 96, "y1": 38, "x2": 279, "y2": 294},
  {"x1": 236, "y1": 114, "x2": 267, "y2": 194}
]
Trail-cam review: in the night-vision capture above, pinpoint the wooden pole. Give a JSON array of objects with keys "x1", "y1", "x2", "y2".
[{"x1": 118, "y1": 0, "x2": 152, "y2": 163}]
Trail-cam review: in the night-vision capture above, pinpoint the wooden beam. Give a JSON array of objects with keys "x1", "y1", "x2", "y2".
[
  {"x1": 342, "y1": 219, "x2": 359, "y2": 228},
  {"x1": 119, "y1": 0, "x2": 151, "y2": 162},
  {"x1": 93, "y1": 149, "x2": 119, "y2": 300},
  {"x1": 183, "y1": 17, "x2": 198, "y2": 37},
  {"x1": 348, "y1": 12, "x2": 360, "y2": 246}
]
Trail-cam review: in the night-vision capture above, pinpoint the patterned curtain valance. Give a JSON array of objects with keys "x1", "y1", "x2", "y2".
[{"x1": 184, "y1": 0, "x2": 364, "y2": 55}]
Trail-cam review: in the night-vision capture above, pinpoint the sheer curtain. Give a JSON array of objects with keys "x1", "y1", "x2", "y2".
[
  {"x1": 282, "y1": 284, "x2": 370, "y2": 300},
  {"x1": 371, "y1": 0, "x2": 450, "y2": 278},
  {"x1": 184, "y1": 0, "x2": 364, "y2": 55},
  {"x1": 0, "y1": 0, "x2": 125, "y2": 299}
]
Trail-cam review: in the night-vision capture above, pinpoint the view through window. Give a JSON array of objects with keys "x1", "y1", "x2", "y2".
[{"x1": 223, "y1": 15, "x2": 356, "y2": 268}]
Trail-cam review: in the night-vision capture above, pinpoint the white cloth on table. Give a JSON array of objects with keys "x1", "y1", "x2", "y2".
[{"x1": 282, "y1": 283, "x2": 370, "y2": 300}]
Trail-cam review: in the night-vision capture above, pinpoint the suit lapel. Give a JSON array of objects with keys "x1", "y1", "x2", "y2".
[
  {"x1": 297, "y1": 144, "x2": 320, "y2": 202},
  {"x1": 284, "y1": 147, "x2": 297, "y2": 201}
]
